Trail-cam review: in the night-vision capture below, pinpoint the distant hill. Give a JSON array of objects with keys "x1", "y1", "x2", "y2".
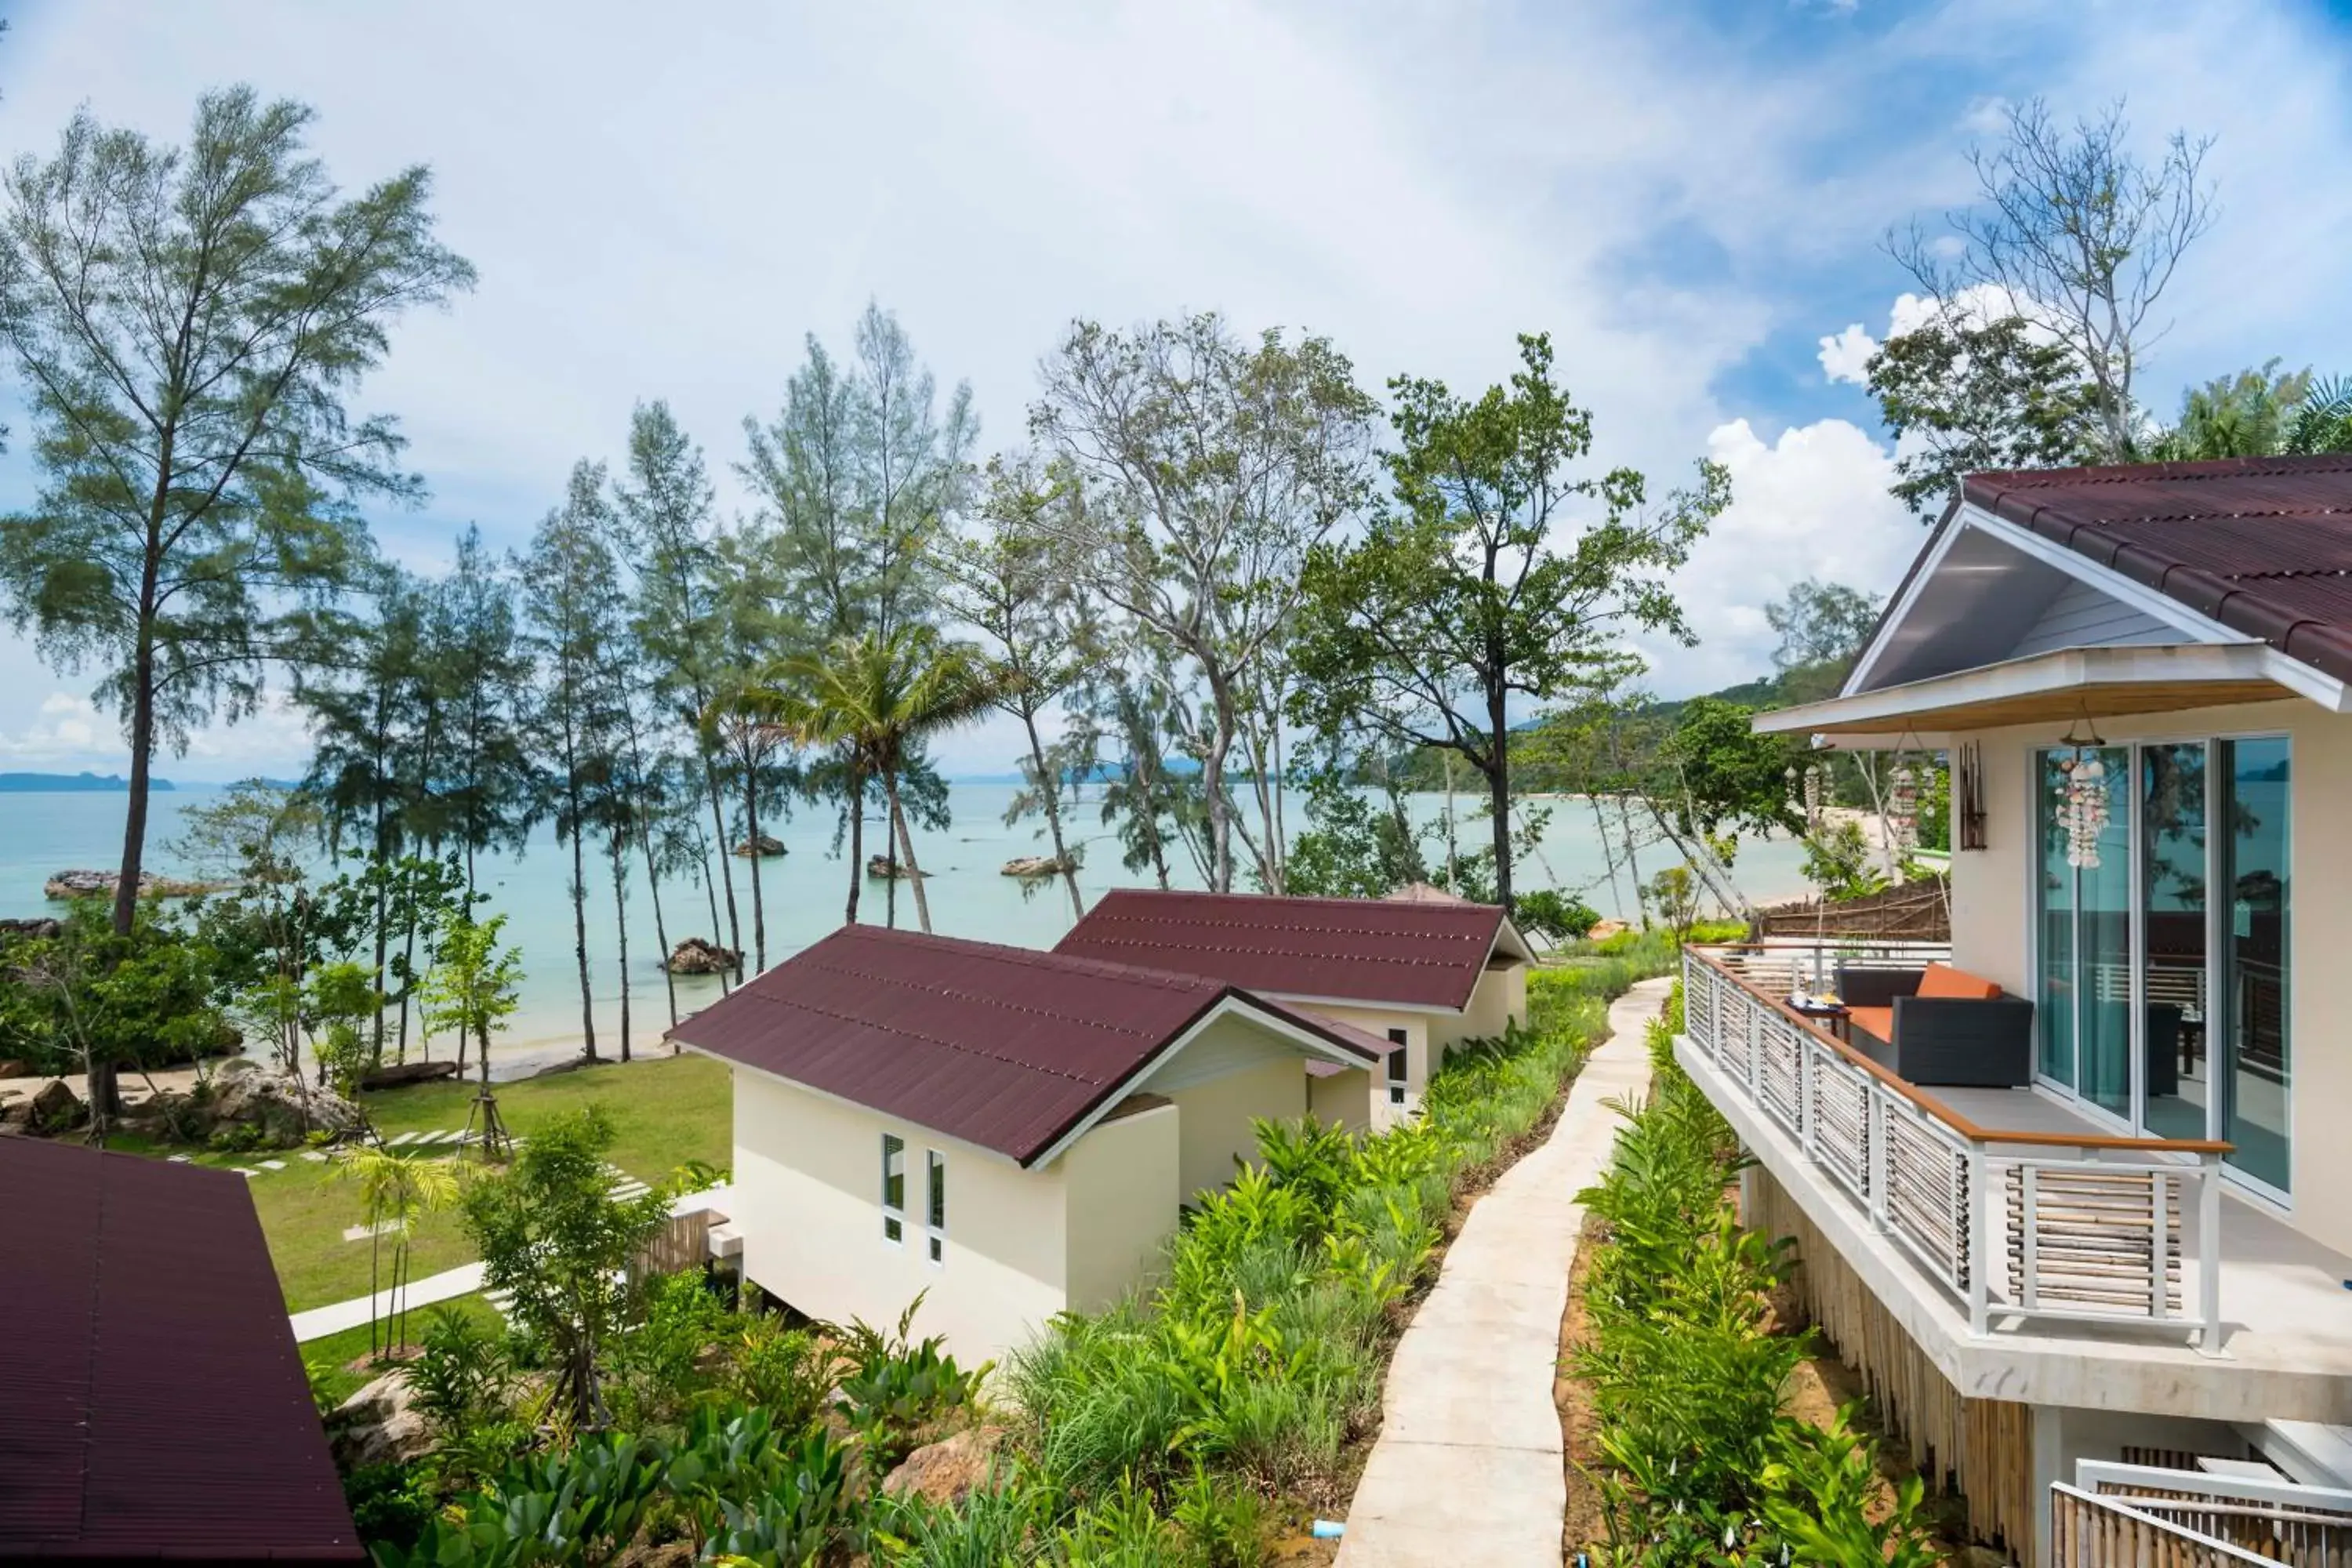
[{"x1": 0, "y1": 771, "x2": 176, "y2": 793}]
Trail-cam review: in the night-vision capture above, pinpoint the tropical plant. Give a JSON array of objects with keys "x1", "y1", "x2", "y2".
[
  {"x1": 418, "y1": 912, "x2": 523, "y2": 1095},
  {"x1": 336, "y1": 1144, "x2": 460, "y2": 1356},
  {"x1": 746, "y1": 624, "x2": 1008, "y2": 933},
  {"x1": 834, "y1": 1294, "x2": 990, "y2": 1474},
  {"x1": 459, "y1": 1105, "x2": 672, "y2": 1428},
  {"x1": 405, "y1": 1303, "x2": 519, "y2": 1440}
]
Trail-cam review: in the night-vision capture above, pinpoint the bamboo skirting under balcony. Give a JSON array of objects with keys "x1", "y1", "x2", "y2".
[{"x1": 1746, "y1": 1165, "x2": 2036, "y2": 1559}]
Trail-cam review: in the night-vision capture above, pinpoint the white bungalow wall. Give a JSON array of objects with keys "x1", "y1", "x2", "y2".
[{"x1": 1944, "y1": 695, "x2": 2352, "y2": 1256}]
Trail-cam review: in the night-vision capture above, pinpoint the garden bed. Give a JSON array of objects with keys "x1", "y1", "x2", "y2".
[{"x1": 1553, "y1": 984, "x2": 1973, "y2": 1562}]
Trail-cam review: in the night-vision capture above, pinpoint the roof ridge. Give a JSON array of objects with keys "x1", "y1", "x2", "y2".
[
  {"x1": 1978, "y1": 456, "x2": 2352, "y2": 488},
  {"x1": 1094, "y1": 887, "x2": 1504, "y2": 920},
  {"x1": 1068, "y1": 932, "x2": 1466, "y2": 970},
  {"x1": 826, "y1": 923, "x2": 1229, "y2": 991}
]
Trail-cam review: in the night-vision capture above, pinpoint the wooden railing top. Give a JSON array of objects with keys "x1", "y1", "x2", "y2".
[{"x1": 1686, "y1": 946, "x2": 2234, "y2": 1156}]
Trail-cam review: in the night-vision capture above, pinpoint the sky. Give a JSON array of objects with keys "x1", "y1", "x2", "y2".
[{"x1": 0, "y1": 0, "x2": 2347, "y2": 780}]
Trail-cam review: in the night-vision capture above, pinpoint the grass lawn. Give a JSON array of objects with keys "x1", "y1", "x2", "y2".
[{"x1": 111, "y1": 1052, "x2": 731, "y2": 1313}]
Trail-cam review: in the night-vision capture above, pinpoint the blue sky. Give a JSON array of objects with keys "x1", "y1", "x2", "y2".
[{"x1": 0, "y1": 0, "x2": 2347, "y2": 779}]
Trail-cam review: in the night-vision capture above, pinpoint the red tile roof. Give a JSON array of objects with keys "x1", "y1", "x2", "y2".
[
  {"x1": 1963, "y1": 456, "x2": 2352, "y2": 682},
  {"x1": 667, "y1": 925, "x2": 1376, "y2": 1166},
  {"x1": 0, "y1": 1137, "x2": 362, "y2": 1563},
  {"x1": 1052, "y1": 889, "x2": 1509, "y2": 1011}
]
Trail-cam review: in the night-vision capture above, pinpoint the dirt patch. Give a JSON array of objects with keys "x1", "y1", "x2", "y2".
[{"x1": 1556, "y1": 1232, "x2": 1612, "y2": 1554}]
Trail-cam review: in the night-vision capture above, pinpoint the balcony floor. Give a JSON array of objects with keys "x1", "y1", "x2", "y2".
[{"x1": 1679, "y1": 1042, "x2": 2352, "y2": 1421}]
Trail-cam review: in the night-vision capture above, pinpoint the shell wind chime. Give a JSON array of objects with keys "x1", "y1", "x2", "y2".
[
  {"x1": 2056, "y1": 751, "x2": 2110, "y2": 869},
  {"x1": 1889, "y1": 762, "x2": 1919, "y2": 853},
  {"x1": 1803, "y1": 764, "x2": 1823, "y2": 827}
]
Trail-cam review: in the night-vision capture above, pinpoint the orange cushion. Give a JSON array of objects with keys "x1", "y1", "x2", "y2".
[
  {"x1": 1918, "y1": 962, "x2": 2000, "y2": 1001},
  {"x1": 1846, "y1": 1006, "x2": 1895, "y2": 1044}
]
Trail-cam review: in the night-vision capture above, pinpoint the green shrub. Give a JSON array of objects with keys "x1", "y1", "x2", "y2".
[
  {"x1": 724, "y1": 1315, "x2": 840, "y2": 1436},
  {"x1": 405, "y1": 1303, "x2": 518, "y2": 1440},
  {"x1": 1572, "y1": 982, "x2": 1944, "y2": 1562},
  {"x1": 608, "y1": 1270, "x2": 734, "y2": 1428},
  {"x1": 835, "y1": 1294, "x2": 989, "y2": 1474}
]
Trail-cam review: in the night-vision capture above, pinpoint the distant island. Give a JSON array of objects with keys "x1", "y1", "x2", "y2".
[{"x1": 0, "y1": 771, "x2": 177, "y2": 793}]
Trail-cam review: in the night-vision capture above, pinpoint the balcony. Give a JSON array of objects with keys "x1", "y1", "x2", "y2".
[
  {"x1": 1677, "y1": 943, "x2": 2352, "y2": 1423},
  {"x1": 2053, "y1": 1461, "x2": 2352, "y2": 1566}
]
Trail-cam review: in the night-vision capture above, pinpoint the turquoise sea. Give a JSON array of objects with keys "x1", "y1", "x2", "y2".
[{"x1": 0, "y1": 782, "x2": 1813, "y2": 1075}]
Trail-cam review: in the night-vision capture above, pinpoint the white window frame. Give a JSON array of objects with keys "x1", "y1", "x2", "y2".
[
  {"x1": 881, "y1": 1133, "x2": 906, "y2": 1244},
  {"x1": 924, "y1": 1149, "x2": 946, "y2": 1266}
]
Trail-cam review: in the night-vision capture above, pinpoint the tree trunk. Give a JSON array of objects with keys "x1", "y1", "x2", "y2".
[
  {"x1": 843, "y1": 762, "x2": 866, "y2": 925},
  {"x1": 638, "y1": 808, "x2": 679, "y2": 1029},
  {"x1": 742, "y1": 772, "x2": 768, "y2": 973},
  {"x1": 1614, "y1": 794, "x2": 1647, "y2": 921},
  {"x1": 1487, "y1": 684, "x2": 1515, "y2": 910},
  {"x1": 700, "y1": 752, "x2": 740, "y2": 993},
  {"x1": 889, "y1": 774, "x2": 933, "y2": 934},
  {"x1": 882, "y1": 773, "x2": 900, "y2": 930},
  {"x1": 568, "y1": 775, "x2": 598, "y2": 1062},
  {"x1": 1590, "y1": 793, "x2": 1629, "y2": 923},
  {"x1": 1022, "y1": 713, "x2": 1083, "y2": 920},
  {"x1": 609, "y1": 829, "x2": 632, "y2": 1063},
  {"x1": 395, "y1": 901, "x2": 419, "y2": 1065},
  {"x1": 1202, "y1": 698, "x2": 1236, "y2": 894}
]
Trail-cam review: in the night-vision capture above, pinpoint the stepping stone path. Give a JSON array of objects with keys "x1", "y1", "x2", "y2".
[
  {"x1": 343, "y1": 1219, "x2": 401, "y2": 1242},
  {"x1": 258, "y1": 1159, "x2": 288, "y2": 1171},
  {"x1": 300, "y1": 1150, "x2": 330, "y2": 1163},
  {"x1": 232, "y1": 1167, "x2": 258, "y2": 1178},
  {"x1": 167, "y1": 1154, "x2": 193, "y2": 1163}
]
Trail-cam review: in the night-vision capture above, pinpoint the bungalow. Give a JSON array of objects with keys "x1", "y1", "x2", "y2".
[
  {"x1": 667, "y1": 924, "x2": 1381, "y2": 1368},
  {"x1": 1682, "y1": 456, "x2": 2352, "y2": 1563},
  {"x1": 1053, "y1": 888, "x2": 1533, "y2": 1127},
  {"x1": 1, "y1": 1136, "x2": 361, "y2": 1563}
]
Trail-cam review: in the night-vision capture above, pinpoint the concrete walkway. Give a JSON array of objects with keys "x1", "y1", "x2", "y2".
[
  {"x1": 291, "y1": 1262, "x2": 486, "y2": 1343},
  {"x1": 1335, "y1": 977, "x2": 1671, "y2": 1568},
  {"x1": 286, "y1": 1185, "x2": 734, "y2": 1345}
]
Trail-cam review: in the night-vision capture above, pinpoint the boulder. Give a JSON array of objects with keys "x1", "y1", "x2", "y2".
[
  {"x1": 731, "y1": 833, "x2": 786, "y2": 858},
  {"x1": 146, "y1": 1067, "x2": 366, "y2": 1149},
  {"x1": 0, "y1": 918, "x2": 60, "y2": 942},
  {"x1": 0, "y1": 1058, "x2": 33, "y2": 1080},
  {"x1": 328, "y1": 1369, "x2": 437, "y2": 1470},
  {"x1": 1000, "y1": 855, "x2": 1072, "y2": 879},
  {"x1": 866, "y1": 855, "x2": 928, "y2": 880},
  {"x1": 43, "y1": 869, "x2": 234, "y2": 901},
  {"x1": 663, "y1": 937, "x2": 742, "y2": 975},
  {"x1": 1587, "y1": 918, "x2": 1631, "y2": 941},
  {"x1": 27, "y1": 1078, "x2": 86, "y2": 1134},
  {"x1": 881, "y1": 1424, "x2": 1009, "y2": 1507}
]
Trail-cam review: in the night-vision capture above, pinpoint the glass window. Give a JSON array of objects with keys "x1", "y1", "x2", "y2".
[
  {"x1": 2141, "y1": 744, "x2": 2210, "y2": 1142},
  {"x1": 926, "y1": 1150, "x2": 946, "y2": 1263},
  {"x1": 1386, "y1": 1030, "x2": 1408, "y2": 1106},
  {"x1": 2220, "y1": 738, "x2": 2291, "y2": 1192},
  {"x1": 881, "y1": 1134, "x2": 905, "y2": 1243}
]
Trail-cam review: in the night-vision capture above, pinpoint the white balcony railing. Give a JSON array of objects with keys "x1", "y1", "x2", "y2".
[
  {"x1": 2055, "y1": 1463, "x2": 2352, "y2": 1566},
  {"x1": 1682, "y1": 946, "x2": 2227, "y2": 1350}
]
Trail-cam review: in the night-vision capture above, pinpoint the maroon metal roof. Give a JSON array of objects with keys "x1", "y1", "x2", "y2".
[
  {"x1": 667, "y1": 925, "x2": 1376, "y2": 1166},
  {"x1": 1051, "y1": 889, "x2": 1507, "y2": 1011},
  {"x1": 0, "y1": 1137, "x2": 362, "y2": 1563},
  {"x1": 1964, "y1": 456, "x2": 2352, "y2": 683}
]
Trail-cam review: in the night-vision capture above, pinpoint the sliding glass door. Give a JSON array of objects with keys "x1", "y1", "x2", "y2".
[
  {"x1": 2034, "y1": 745, "x2": 2129, "y2": 1116},
  {"x1": 2033, "y1": 735, "x2": 2292, "y2": 1195},
  {"x1": 2219, "y1": 739, "x2": 2291, "y2": 1192}
]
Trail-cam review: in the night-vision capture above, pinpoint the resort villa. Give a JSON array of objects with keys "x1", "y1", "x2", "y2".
[
  {"x1": 667, "y1": 895, "x2": 1529, "y2": 1368},
  {"x1": 1055, "y1": 888, "x2": 1534, "y2": 1128},
  {"x1": 1682, "y1": 456, "x2": 2352, "y2": 1562}
]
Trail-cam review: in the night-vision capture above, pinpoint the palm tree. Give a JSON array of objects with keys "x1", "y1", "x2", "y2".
[
  {"x1": 336, "y1": 1145, "x2": 460, "y2": 1358},
  {"x1": 747, "y1": 627, "x2": 1011, "y2": 934}
]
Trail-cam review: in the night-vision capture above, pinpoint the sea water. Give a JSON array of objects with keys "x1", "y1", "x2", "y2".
[{"x1": 0, "y1": 783, "x2": 1813, "y2": 1073}]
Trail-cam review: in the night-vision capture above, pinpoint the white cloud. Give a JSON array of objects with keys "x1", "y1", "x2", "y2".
[
  {"x1": 1639, "y1": 416, "x2": 1922, "y2": 694},
  {"x1": 1818, "y1": 323, "x2": 1878, "y2": 385},
  {"x1": 0, "y1": 693, "x2": 106, "y2": 764}
]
